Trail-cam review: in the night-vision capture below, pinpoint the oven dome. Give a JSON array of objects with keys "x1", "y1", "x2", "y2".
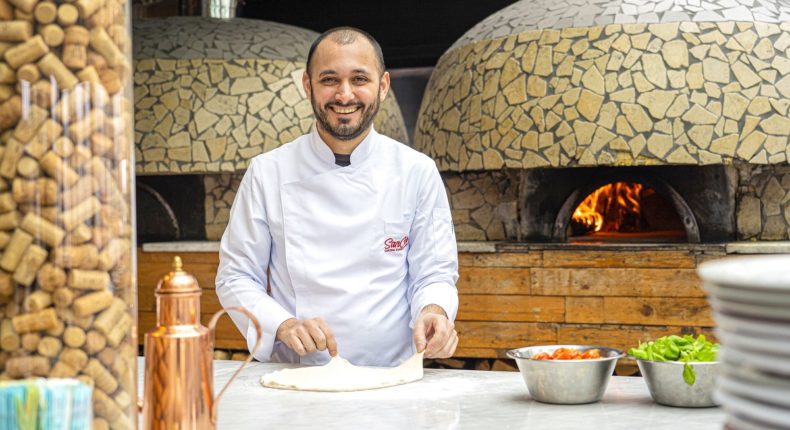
[
  {"x1": 133, "y1": 17, "x2": 408, "y2": 174},
  {"x1": 415, "y1": 0, "x2": 790, "y2": 171}
]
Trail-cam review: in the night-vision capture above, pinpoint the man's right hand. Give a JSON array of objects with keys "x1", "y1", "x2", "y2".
[{"x1": 275, "y1": 317, "x2": 338, "y2": 357}]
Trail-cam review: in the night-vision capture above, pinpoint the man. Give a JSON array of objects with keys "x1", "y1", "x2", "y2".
[{"x1": 215, "y1": 27, "x2": 459, "y2": 367}]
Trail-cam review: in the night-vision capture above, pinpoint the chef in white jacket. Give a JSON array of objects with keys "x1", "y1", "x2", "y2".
[{"x1": 215, "y1": 26, "x2": 459, "y2": 367}]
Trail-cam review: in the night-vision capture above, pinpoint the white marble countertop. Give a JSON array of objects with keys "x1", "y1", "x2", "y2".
[{"x1": 138, "y1": 359, "x2": 726, "y2": 430}]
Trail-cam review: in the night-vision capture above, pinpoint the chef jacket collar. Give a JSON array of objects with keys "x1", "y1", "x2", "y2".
[{"x1": 309, "y1": 126, "x2": 378, "y2": 169}]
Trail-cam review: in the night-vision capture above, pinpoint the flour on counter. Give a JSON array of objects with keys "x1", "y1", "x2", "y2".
[{"x1": 260, "y1": 352, "x2": 424, "y2": 392}]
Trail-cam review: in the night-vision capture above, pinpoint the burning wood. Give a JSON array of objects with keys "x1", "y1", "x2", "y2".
[{"x1": 572, "y1": 182, "x2": 644, "y2": 234}]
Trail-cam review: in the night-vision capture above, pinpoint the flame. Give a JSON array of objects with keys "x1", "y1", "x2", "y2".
[{"x1": 572, "y1": 182, "x2": 644, "y2": 233}]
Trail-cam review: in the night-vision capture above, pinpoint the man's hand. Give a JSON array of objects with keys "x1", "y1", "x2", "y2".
[
  {"x1": 275, "y1": 317, "x2": 338, "y2": 357},
  {"x1": 413, "y1": 304, "x2": 458, "y2": 359}
]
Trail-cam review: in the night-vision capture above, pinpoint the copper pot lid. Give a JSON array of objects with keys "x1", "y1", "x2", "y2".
[{"x1": 156, "y1": 256, "x2": 201, "y2": 294}]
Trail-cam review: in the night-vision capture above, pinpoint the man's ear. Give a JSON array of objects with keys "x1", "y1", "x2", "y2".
[
  {"x1": 302, "y1": 70, "x2": 312, "y2": 98},
  {"x1": 379, "y1": 71, "x2": 390, "y2": 102}
]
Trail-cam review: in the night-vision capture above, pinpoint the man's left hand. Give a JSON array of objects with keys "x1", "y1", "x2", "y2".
[{"x1": 413, "y1": 304, "x2": 458, "y2": 359}]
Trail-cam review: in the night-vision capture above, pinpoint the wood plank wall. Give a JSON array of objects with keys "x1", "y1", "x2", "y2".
[{"x1": 137, "y1": 246, "x2": 726, "y2": 357}]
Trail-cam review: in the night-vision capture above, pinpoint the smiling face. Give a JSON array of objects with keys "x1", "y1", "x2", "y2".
[{"x1": 303, "y1": 37, "x2": 390, "y2": 146}]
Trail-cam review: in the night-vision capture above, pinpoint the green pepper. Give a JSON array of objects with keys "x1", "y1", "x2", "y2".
[{"x1": 627, "y1": 334, "x2": 718, "y2": 386}]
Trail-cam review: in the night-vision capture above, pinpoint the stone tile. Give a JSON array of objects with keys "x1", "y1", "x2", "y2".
[
  {"x1": 710, "y1": 134, "x2": 739, "y2": 156},
  {"x1": 641, "y1": 53, "x2": 668, "y2": 88},
  {"x1": 581, "y1": 66, "x2": 606, "y2": 94},
  {"x1": 723, "y1": 92, "x2": 750, "y2": 120},
  {"x1": 736, "y1": 131, "x2": 768, "y2": 160},
  {"x1": 775, "y1": 75, "x2": 790, "y2": 98},
  {"x1": 646, "y1": 133, "x2": 673, "y2": 158},
  {"x1": 621, "y1": 102, "x2": 653, "y2": 132},
  {"x1": 666, "y1": 94, "x2": 690, "y2": 118},
  {"x1": 661, "y1": 40, "x2": 689, "y2": 68},
  {"x1": 616, "y1": 115, "x2": 635, "y2": 137},
  {"x1": 731, "y1": 61, "x2": 762, "y2": 88},
  {"x1": 576, "y1": 89, "x2": 604, "y2": 121},
  {"x1": 760, "y1": 114, "x2": 790, "y2": 135},
  {"x1": 702, "y1": 58, "x2": 730, "y2": 83},
  {"x1": 723, "y1": 5, "x2": 754, "y2": 21},
  {"x1": 534, "y1": 46, "x2": 554, "y2": 76},
  {"x1": 504, "y1": 76, "x2": 528, "y2": 104},
  {"x1": 573, "y1": 120, "x2": 597, "y2": 146},
  {"x1": 638, "y1": 90, "x2": 677, "y2": 119}
]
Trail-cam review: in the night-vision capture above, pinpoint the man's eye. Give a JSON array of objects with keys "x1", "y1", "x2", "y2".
[
  {"x1": 321, "y1": 78, "x2": 337, "y2": 84},
  {"x1": 353, "y1": 77, "x2": 369, "y2": 84}
]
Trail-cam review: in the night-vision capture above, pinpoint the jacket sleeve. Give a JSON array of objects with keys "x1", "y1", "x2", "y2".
[
  {"x1": 405, "y1": 160, "x2": 459, "y2": 325},
  {"x1": 215, "y1": 158, "x2": 294, "y2": 362}
]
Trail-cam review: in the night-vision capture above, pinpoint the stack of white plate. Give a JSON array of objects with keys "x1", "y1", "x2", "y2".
[{"x1": 698, "y1": 255, "x2": 790, "y2": 430}]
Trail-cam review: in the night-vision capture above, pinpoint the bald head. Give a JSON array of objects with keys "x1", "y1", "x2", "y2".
[{"x1": 306, "y1": 27, "x2": 386, "y2": 76}]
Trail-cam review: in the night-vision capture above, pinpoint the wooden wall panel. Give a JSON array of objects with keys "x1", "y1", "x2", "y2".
[
  {"x1": 541, "y1": 250, "x2": 698, "y2": 268},
  {"x1": 557, "y1": 325, "x2": 718, "y2": 351},
  {"x1": 458, "y1": 295, "x2": 564, "y2": 322},
  {"x1": 459, "y1": 253, "x2": 542, "y2": 268},
  {"x1": 531, "y1": 268, "x2": 705, "y2": 297},
  {"x1": 457, "y1": 267, "x2": 531, "y2": 294},
  {"x1": 603, "y1": 297, "x2": 714, "y2": 326}
]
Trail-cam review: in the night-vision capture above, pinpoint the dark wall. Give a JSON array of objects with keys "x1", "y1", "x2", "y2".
[{"x1": 240, "y1": 0, "x2": 518, "y2": 68}]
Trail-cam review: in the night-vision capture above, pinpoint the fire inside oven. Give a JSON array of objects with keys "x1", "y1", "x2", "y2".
[{"x1": 567, "y1": 182, "x2": 686, "y2": 243}]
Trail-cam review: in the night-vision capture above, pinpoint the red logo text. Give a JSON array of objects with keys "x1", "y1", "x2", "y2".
[{"x1": 384, "y1": 236, "x2": 408, "y2": 252}]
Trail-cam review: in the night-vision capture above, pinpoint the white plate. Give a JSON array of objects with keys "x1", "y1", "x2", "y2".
[
  {"x1": 714, "y1": 312, "x2": 790, "y2": 340},
  {"x1": 710, "y1": 297, "x2": 790, "y2": 322},
  {"x1": 708, "y1": 283, "x2": 790, "y2": 307},
  {"x1": 698, "y1": 255, "x2": 790, "y2": 291},
  {"x1": 721, "y1": 360, "x2": 790, "y2": 393},
  {"x1": 718, "y1": 374, "x2": 790, "y2": 409},
  {"x1": 716, "y1": 386, "x2": 790, "y2": 428},
  {"x1": 716, "y1": 329, "x2": 790, "y2": 356},
  {"x1": 720, "y1": 347, "x2": 790, "y2": 378}
]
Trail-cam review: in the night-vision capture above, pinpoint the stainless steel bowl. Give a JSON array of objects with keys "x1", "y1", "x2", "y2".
[
  {"x1": 636, "y1": 359, "x2": 720, "y2": 407},
  {"x1": 506, "y1": 345, "x2": 623, "y2": 404}
]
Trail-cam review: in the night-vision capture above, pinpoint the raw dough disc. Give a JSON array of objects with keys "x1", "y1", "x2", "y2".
[{"x1": 260, "y1": 352, "x2": 424, "y2": 392}]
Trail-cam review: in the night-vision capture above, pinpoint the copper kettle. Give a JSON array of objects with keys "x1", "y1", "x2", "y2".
[{"x1": 139, "y1": 256, "x2": 262, "y2": 429}]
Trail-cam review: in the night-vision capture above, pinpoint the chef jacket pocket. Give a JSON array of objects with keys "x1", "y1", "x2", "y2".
[{"x1": 431, "y1": 208, "x2": 456, "y2": 262}]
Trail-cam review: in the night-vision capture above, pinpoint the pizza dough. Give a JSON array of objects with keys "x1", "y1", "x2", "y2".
[{"x1": 260, "y1": 352, "x2": 424, "y2": 392}]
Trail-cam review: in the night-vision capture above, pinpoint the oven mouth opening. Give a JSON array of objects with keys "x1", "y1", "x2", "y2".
[
  {"x1": 553, "y1": 174, "x2": 701, "y2": 244},
  {"x1": 567, "y1": 181, "x2": 687, "y2": 244}
]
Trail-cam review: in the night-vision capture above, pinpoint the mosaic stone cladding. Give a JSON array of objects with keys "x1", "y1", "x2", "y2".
[
  {"x1": 736, "y1": 163, "x2": 790, "y2": 240},
  {"x1": 134, "y1": 18, "x2": 408, "y2": 174},
  {"x1": 451, "y1": 0, "x2": 790, "y2": 51},
  {"x1": 203, "y1": 171, "x2": 518, "y2": 241},
  {"x1": 417, "y1": 21, "x2": 790, "y2": 171},
  {"x1": 446, "y1": 171, "x2": 518, "y2": 241},
  {"x1": 204, "y1": 173, "x2": 241, "y2": 240},
  {"x1": 203, "y1": 165, "x2": 790, "y2": 242}
]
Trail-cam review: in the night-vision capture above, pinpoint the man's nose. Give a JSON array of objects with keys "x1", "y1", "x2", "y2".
[{"x1": 335, "y1": 81, "x2": 354, "y2": 104}]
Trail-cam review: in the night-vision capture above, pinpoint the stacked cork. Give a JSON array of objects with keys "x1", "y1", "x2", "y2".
[{"x1": 0, "y1": 0, "x2": 135, "y2": 429}]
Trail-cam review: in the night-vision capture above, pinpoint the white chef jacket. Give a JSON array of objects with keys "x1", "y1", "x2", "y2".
[{"x1": 215, "y1": 128, "x2": 459, "y2": 367}]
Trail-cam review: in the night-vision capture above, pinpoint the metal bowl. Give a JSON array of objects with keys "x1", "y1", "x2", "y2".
[
  {"x1": 636, "y1": 359, "x2": 720, "y2": 407},
  {"x1": 506, "y1": 345, "x2": 623, "y2": 404}
]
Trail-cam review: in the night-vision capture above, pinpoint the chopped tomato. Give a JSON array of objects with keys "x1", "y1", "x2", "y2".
[{"x1": 532, "y1": 347, "x2": 601, "y2": 360}]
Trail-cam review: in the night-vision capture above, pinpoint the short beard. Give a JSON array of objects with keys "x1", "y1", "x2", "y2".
[{"x1": 312, "y1": 91, "x2": 380, "y2": 141}]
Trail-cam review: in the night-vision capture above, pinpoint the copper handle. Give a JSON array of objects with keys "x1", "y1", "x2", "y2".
[{"x1": 207, "y1": 306, "x2": 263, "y2": 425}]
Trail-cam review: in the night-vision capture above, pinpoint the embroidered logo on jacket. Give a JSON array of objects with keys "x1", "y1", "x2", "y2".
[{"x1": 384, "y1": 236, "x2": 408, "y2": 252}]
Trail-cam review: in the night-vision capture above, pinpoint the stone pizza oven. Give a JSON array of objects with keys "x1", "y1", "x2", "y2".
[
  {"x1": 416, "y1": 0, "x2": 790, "y2": 243},
  {"x1": 132, "y1": 17, "x2": 409, "y2": 240}
]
